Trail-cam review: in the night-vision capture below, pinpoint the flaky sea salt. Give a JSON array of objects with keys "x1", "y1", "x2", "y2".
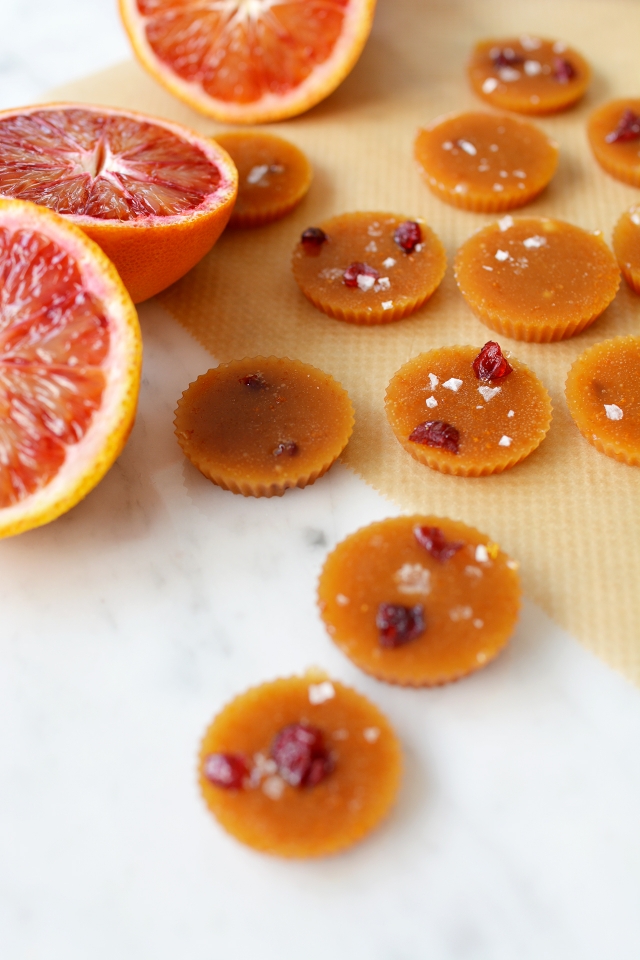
[
  {"x1": 382, "y1": 300, "x2": 393, "y2": 310},
  {"x1": 498, "y1": 215, "x2": 514, "y2": 231},
  {"x1": 426, "y1": 395, "x2": 438, "y2": 409},
  {"x1": 507, "y1": 409, "x2": 515, "y2": 417},
  {"x1": 382, "y1": 256, "x2": 396, "y2": 268},
  {"x1": 499, "y1": 66, "x2": 521, "y2": 82},
  {"x1": 262, "y1": 775, "x2": 285, "y2": 800},
  {"x1": 524, "y1": 59, "x2": 542, "y2": 76},
  {"x1": 498, "y1": 435, "x2": 513, "y2": 446},
  {"x1": 363, "y1": 727, "x2": 380, "y2": 743},
  {"x1": 308, "y1": 681, "x2": 336, "y2": 705},
  {"x1": 443, "y1": 377, "x2": 463, "y2": 392},
  {"x1": 482, "y1": 77, "x2": 499, "y2": 94},
  {"x1": 495, "y1": 249, "x2": 509, "y2": 261},
  {"x1": 475, "y1": 544, "x2": 490, "y2": 563},
  {"x1": 247, "y1": 164, "x2": 269, "y2": 184},
  {"x1": 449, "y1": 605, "x2": 473, "y2": 622},
  {"x1": 523, "y1": 235, "x2": 547, "y2": 249},
  {"x1": 357, "y1": 273, "x2": 376, "y2": 292},
  {"x1": 336, "y1": 593, "x2": 350, "y2": 606},
  {"x1": 428, "y1": 373, "x2": 439, "y2": 390},
  {"x1": 605, "y1": 403, "x2": 624, "y2": 420},
  {"x1": 394, "y1": 563, "x2": 431, "y2": 595},
  {"x1": 377, "y1": 276, "x2": 391, "y2": 290},
  {"x1": 458, "y1": 139, "x2": 477, "y2": 156},
  {"x1": 478, "y1": 385, "x2": 502, "y2": 402}
]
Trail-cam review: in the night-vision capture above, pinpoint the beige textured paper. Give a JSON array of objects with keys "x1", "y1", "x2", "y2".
[{"x1": 48, "y1": 0, "x2": 640, "y2": 683}]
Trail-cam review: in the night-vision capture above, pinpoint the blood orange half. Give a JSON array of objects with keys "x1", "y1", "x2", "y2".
[
  {"x1": 0, "y1": 104, "x2": 238, "y2": 302},
  {"x1": 0, "y1": 198, "x2": 142, "y2": 539},
  {"x1": 119, "y1": 0, "x2": 377, "y2": 123}
]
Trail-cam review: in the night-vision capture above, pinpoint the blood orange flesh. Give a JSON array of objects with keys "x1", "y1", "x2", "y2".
[
  {"x1": 0, "y1": 105, "x2": 238, "y2": 303},
  {"x1": 120, "y1": 0, "x2": 377, "y2": 123},
  {"x1": 0, "y1": 199, "x2": 141, "y2": 537}
]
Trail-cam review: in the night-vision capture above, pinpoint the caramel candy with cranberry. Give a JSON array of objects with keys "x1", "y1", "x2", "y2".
[
  {"x1": 414, "y1": 112, "x2": 558, "y2": 212},
  {"x1": 565, "y1": 336, "x2": 640, "y2": 467},
  {"x1": 198, "y1": 673, "x2": 402, "y2": 857},
  {"x1": 291, "y1": 212, "x2": 446, "y2": 324},
  {"x1": 318, "y1": 517, "x2": 521, "y2": 687},
  {"x1": 468, "y1": 36, "x2": 590, "y2": 115},
  {"x1": 455, "y1": 216, "x2": 620, "y2": 342},
  {"x1": 214, "y1": 131, "x2": 312, "y2": 228},
  {"x1": 174, "y1": 357, "x2": 354, "y2": 497},
  {"x1": 613, "y1": 206, "x2": 640, "y2": 294},
  {"x1": 587, "y1": 100, "x2": 640, "y2": 188},
  {"x1": 385, "y1": 344, "x2": 552, "y2": 477}
]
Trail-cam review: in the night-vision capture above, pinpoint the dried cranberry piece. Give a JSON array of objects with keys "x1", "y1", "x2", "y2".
[
  {"x1": 301, "y1": 226, "x2": 327, "y2": 248},
  {"x1": 472, "y1": 341, "x2": 513, "y2": 381},
  {"x1": 491, "y1": 47, "x2": 523, "y2": 68},
  {"x1": 273, "y1": 440, "x2": 298, "y2": 457},
  {"x1": 376, "y1": 603, "x2": 425, "y2": 648},
  {"x1": 239, "y1": 373, "x2": 267, "y2": 389},
  {"x1": 408, "y1": 420, "x2": 460, "y2": 454},
  {"x1": 414, "y1": 525, "x2": 464, "y2": 563},
  {"x1": 271, "y1": 723, "x2": 333, "y2": 788},
  {"x1": 394, "y1": 220, "x2": 422, "y2": 253},
  {"x1": 343, "y1": 261, "x2": 380, "y2": 287},
  {"x1": 553, "y1": 57, "x2": 576, "y2": 83},
  {"x1": 203, "y1": 753, "x2": 249, "y2": 790},
  {"x1": 605, "y1": 109, "x2": 640, "y2": 144}
]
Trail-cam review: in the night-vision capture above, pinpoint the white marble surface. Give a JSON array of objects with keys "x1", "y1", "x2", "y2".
[{"x1": 1, "y1": 4, "x2": 640, "y2": 960}]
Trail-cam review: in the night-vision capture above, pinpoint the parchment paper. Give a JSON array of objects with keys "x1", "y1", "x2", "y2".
[{"x1": 47, "y1": 0, "x2": 640, "y2": 684}]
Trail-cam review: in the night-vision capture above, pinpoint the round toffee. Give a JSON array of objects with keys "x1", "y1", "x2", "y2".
[
  {"x1": 454, "y1": 216, "x2": 620, "y2": 342},
  {"x1": 613, "y1": 206, "x2": 640, "y2": 294},
  {"x1": 565, "y1": 336, "x2": 640, "y2": 467},
  {"x1": 214, "y1": 131, "x2": 312, "y2": 228},
  {"x1": 414, "y1": 112, "x2": 558, "y2": 212},
  {"x1": 174, "y1": 357, "x2": 354, "y2": 497},
  {"x1": 468, "y1": 36, "x2": 590, "y2": 115},
  {"x1": 318, "y1": 516, "x2": 521, "y2": 687},
  {"x1": 384, "y1": 343, "x2": 552, "y2": 477},
  {"x1": 198, "y1": 673, "x2": 402, "y2": 857},
  {"x1": 587, "y1": 100, "x2": 640, "y2": 188},
  {"x1": 291, "y1": 212, "x2": 446, "y2": 324}
]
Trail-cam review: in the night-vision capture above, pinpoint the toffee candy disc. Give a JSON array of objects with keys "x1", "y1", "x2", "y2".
[
  {"x1": 318, "y1": 516, "x2": 521, "y2": 687},
  {"x1": 613, "y1": 206, "x2": 640, "y2": 294},
  {"x1": 214, "y1": 132, "x2": 312, "y2": 228},
  {"x1": 468, "y1": 36, "x2": 590, "y2": 115},
  {"x1": 198, "y1": 673, "x2": 402, "y2": 857},
  {"x1": 174, "y1": 356, "x2": 354, "y2": 497},
  {"x1": 385, "y1": 344, "x2": 552, "y2": 477},
  {"x1": 414, "y1": 112, "x2": 558, "y2": 212},
  {"x1": 455, "y1": 216, "x2": 620, "y2": 342},
  {"x1": 565, "y1": 336, "x2": 640, "y2": 466},
  {"x1": 587, "y1": 100, "x2": 640, "y2": 188},
  {"x1": 291, "y1": 211, "x2": 446, "y2": 324}
]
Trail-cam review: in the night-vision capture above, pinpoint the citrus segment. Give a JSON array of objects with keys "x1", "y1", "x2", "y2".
[
  {"x1": 0, "y1": 104, "x2": 238, "y2": 302},
  {"x1": 120, "y1": 0, "x2": 378, "y2": 123},
  {"x1": 0, "y1": 198, "x2": 141, "y2": 538}
]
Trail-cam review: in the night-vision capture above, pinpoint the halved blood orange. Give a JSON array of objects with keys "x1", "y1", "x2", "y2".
[
  {"x1": 119, "y1": 0, "x2": 377, "y2": 124},
  {"x1": 0, "y1": 198, "x2": 142, "y2": 539},
  {"x1": 0, "y1": 104, "x2": 238, "y2": 302}
]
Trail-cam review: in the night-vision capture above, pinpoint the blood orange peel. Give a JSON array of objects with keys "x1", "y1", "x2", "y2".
[
  {"x1": 119, "y1": 0, "x2": 377, "y2": 124},
  {"x1": 0, "y1": 103, "x2": 238, "y2": 302},
  {"x1": 0, "y1": 198, "x2": 142, "y2": 539}
]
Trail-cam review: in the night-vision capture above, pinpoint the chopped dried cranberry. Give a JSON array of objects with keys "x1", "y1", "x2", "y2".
[
  {"x1": 553, "y1": 57, "x2": 576, "y2": 83},
  {"x1": 491, "y1": 47, "x2": 523, "y2": 68},
  {"x1": 203, "y1": 752, "x2": 249, "y2": 790},
  {"x1": 271, "y1": 723, "x2": 333, "y2": 788},
  {"x1": 414, "y1": 525, "x2": 464, "y2": 563},
  {"x1": 273, "y1": 440, "x2": 298, "y2": 457},
  {"x1": 394, "y1": 220, "x2": 422, "y2": 253},
  {"x1": 239, "y1": 373, "x2": 267, "y2": 389},
  {"x1": 409, "y1": 420, "x2": 460, "y2": 454},
  {"x1": 472, "y1": 341, "x2": 513, "y2": 381},
  {"x1": 301, "y1": 226, "x2": 327, "y2": 247},
  {"x1": 343, "y1": 261, "x2": 380, "y2": 287},
  {"x1": 605, "y1": 109, "x2": 640, "y2": 144},
  {"x1": 376, "y1": 603, "x2": 425, "y2": 648}
]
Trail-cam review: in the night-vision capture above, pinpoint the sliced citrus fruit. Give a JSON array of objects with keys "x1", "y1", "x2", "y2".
[
  {"x1": 0, "y1": 198, "x2": 142, "y2": 539},
  {"x1": 0, "y1": 104, "x2": 238, "y2": 303},
  {"x1": 119, "y1": 0, "x2": 377, "y2": 124}
]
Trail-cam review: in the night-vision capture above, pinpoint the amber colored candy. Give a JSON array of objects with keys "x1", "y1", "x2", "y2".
[
  {"x1": 174, "y1": 356, "x2": 354, "y2": 497},
  {"x1": 198, "y1": 673, "x2": 402, "y2": 857},
  {"x1": 291, "y1": 212, "x2": 446, "y2": 324},
  {"x1": 385, "y1": 344, "x2": 552, "y2": 477},
  {"x1": 468, "y1": 36, "x2": 590, "y2": 115},
  {"x1": 613, "y1": 206, "x2": 640, "y2": 294},
  {"x1": 455, "y1": 216, "x2": 620, "y2": 342},
  {"x1": 414, "y1": 112, "x2": 558, "y2": 212},
  {"x1": 318, "y1": 516, "x2": 521, "y2": 687},
  {"x1": 565, "y1": 336, "x2": 640, "y2": 467},
  {"x1": 214, "y1": 131, "x2": 312, "y2": 228},
  {"x1": 587, "y1": 100, "x2": 640, "y2": 188}
]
